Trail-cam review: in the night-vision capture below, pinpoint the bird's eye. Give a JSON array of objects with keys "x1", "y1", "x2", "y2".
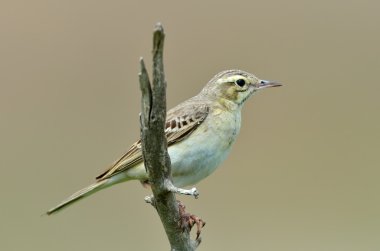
[{"x1": 235, "y1": 79, "x2": 246, "y2": 87}]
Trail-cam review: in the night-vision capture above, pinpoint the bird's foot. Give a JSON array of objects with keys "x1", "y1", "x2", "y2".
[
  {"x1": 178, "y1": 201, "x2": 206, "y2": 240},
  {"x1": 144, "y1": 195, "x2": 155, "y2": 205},
  {"x1": 165, "y1": 180, "x2": 199, "y2": 199}
]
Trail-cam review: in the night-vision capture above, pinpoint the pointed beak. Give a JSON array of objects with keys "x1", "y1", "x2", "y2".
[{"x1": 257, "y1": 80, "x2": 282, "y2": 89}]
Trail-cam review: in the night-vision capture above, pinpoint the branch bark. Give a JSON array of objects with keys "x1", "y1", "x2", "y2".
[{"x1": 139, "y1": 23, "x2": 198, "y2": 251}]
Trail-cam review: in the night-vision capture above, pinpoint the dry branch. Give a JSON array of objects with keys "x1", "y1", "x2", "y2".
[{"x1": 139, "y1": 23, "x2": 199, "y2": 251}]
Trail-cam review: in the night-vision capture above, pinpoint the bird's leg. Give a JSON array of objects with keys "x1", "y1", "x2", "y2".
[
  {"x1": 178, "y1": 201, "x2": 206, "y2": 240},
  {"x1": 164, "y1": 180, "x2": 199, "y2": 199},
  {"x1": 144, "y1": 179, "x2": 198, "y2": 206}
]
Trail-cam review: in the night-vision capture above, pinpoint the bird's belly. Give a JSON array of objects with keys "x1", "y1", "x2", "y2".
[{"x1": 169, "y1": 120, "x2": 238, "y2": 187}]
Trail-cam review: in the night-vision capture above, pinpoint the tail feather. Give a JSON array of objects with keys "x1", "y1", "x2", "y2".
[{"x1": 47, "y1": 179, "x2": 109, "y2": 215}]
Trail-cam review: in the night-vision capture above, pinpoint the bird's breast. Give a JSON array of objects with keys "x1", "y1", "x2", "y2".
[{"x1": 169, "y1": 109, "x2": 242, "y2": 187}]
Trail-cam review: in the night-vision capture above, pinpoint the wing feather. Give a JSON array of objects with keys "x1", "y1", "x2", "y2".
[{"x1": 96, "y1": 100, "x2": 209, "y2": 180}]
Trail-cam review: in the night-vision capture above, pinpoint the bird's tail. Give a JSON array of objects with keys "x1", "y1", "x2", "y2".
[{"x1": 46, "y1": 179, "x2": 109, "y2": 215}]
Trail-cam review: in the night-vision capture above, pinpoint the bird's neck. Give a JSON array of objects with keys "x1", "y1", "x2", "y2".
[{"x1": 216, "y1": 97, "x2": 241, "y2": 112}]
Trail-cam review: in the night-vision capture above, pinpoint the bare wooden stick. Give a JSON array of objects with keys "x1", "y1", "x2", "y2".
[{"x1": 139, "y1": 23, "x2": 198, "y2": 251}]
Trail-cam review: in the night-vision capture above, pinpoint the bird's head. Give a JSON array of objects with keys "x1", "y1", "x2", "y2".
[{"x1": 203, "y1": 69, "x2": 281, "y2": 108}]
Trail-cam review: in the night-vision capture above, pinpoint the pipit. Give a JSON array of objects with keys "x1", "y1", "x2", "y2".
[{"x1": 47, "y1": 69, "x2": 281, "y2": 215}]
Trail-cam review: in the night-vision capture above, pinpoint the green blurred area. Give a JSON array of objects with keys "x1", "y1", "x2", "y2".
[{"x1": 1, "y1": 0, "x2": 379, "y2": 250}]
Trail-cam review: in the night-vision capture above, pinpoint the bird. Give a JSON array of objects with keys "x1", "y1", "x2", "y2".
[{"x1": 47, "y1": 69, "x2": 281, "y2": 215}]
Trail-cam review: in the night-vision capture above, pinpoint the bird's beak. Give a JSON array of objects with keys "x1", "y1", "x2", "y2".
[{"x1": 257, "y1": 80, "x2": 282, "y2": 90}]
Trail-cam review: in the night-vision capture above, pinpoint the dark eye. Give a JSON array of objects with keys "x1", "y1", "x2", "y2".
[{"x1": 235, "y1": 79, "x2": 246, "y2": 87}]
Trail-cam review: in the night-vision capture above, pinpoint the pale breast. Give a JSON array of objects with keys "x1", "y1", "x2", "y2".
[{"x1": 170, "y1": 108, "x2": 242, "y2": 187}]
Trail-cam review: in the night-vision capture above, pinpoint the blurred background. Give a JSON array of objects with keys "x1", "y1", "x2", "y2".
[{"x1": 1, "y1": 0, "x2": 379, "y2": 250}]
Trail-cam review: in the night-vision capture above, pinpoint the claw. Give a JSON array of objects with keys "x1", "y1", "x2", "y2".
[
  {"x1": 190, "y1": 187, "x2": 199, "y2": 199},
  {"x1": 178, "y1": 201, "x2": 205, "y2": 240}
]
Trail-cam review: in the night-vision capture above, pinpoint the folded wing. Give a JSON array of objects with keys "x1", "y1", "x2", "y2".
[{"x1": 96, "y1": 99, "x2": 210, "y2": 180}]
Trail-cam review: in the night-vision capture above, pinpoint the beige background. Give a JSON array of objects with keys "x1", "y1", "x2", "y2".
[{"x1": 1, "y1": 0, "x2": 379, "y2": 250}]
